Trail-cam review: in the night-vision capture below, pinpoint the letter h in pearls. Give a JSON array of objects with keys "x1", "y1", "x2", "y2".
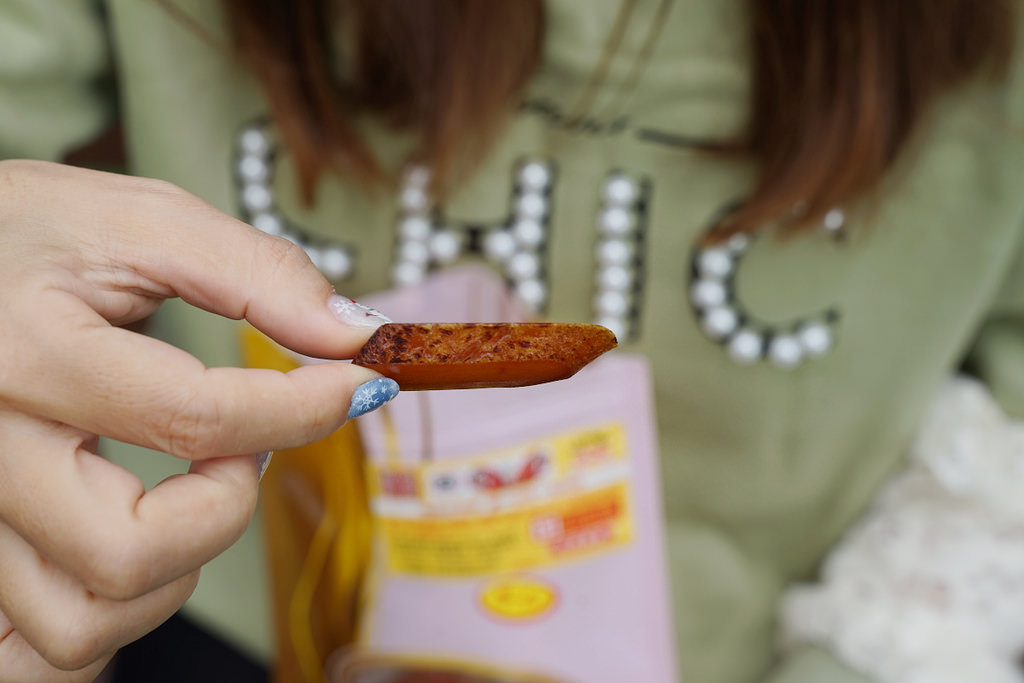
[
  {"x1": 593, "y1": 171, "x2": 649, "y2": 342},
  {"x1": 234, "y1": 121, "x2": 356, "y2": 282},
  {"x1": 688, "y1": 210, "x2": 843, "y2": 369},
  {"x1": 393, "y1": 160, "x2": 555, "y2": 313}
]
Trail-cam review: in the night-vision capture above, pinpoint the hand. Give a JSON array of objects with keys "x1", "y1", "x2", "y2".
[{"x1": 0, "y1": 160, "x2": 391, "y2": 681}]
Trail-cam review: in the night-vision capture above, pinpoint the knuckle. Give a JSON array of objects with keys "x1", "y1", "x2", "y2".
[
  {"x1": 295, "y1": 394, "x2": 338, "y2": 443},
  {"x1": 159, "y1": 388, "x2": 225, "y2": 460},
  {"x1": 42, "y1": 636, "x2": 105, "y2": 672},
  {"x1": 129, "y1": 175, "x2": 190, "y2": 202},
  {"x1": 197, "y1": 469, "x2": 257, "y2": 534},
  {"x1": 205, "y1": 502, "x2": 252, "y2": 550},
  {"x1": 37, "y1": 615, "x2": 110, "y2": 672},
  {"x1": 260, "y1": 236, "x2": 314, "y2": 278},
  {"x1": 76, "y1": 533, "x2": 154, "y2": 601}
]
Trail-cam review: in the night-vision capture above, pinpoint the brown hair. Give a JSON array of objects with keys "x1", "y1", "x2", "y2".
[
  {"x1": 223, "y1": 0, "x2": 544, "y2": 204},
  {"x1": 223, "y1": 0, "x2": 1016, "y2": 232},
  {"x1": 731, "y1": 0, "x2": 1017, "y2": 235}
]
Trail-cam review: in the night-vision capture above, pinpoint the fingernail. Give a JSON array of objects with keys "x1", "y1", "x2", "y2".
[
  {"x1": 328, "y1": 294, "x2": 392, "y2": 328},
  {"x1": 348, "y1": 378, "x2": 400, "y2": 419},
  {"x1": 254, "y1": 451, "x2": 273, "y2": 481}
]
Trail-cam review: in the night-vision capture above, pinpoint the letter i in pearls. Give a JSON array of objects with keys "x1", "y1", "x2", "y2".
[
  {"x1": 688, "y1": 208, "x2": 844, "y2": 369},
  {"x1": 234, "y1": 121, "x2": 356, "y2": 281},
  {"x1": 593, "y1": 171, "x2": 649, "y2": 343}
]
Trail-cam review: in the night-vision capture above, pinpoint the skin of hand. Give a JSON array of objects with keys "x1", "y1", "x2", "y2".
[{"x1": 0, "y1": 159, "x2": 388, "y2": 681}]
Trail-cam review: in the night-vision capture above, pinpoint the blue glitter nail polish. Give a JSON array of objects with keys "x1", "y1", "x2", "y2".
[{"x1": 348, "y1": 378, "x2": 400, "y2": 419}]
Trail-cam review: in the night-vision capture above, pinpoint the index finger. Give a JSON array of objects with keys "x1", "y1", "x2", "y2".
[{"x1": 36, "y1": 162, "x2": 386, "y2": 360}]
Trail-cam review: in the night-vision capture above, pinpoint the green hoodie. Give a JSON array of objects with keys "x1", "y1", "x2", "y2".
[{"x1": 4, "y1": 1, "x2": 1024, "y2": 681}]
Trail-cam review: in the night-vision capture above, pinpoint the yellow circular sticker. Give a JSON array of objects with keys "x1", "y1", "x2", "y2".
[{"x1": 480, "y1": 576, "x2": 558, "y2": 620}]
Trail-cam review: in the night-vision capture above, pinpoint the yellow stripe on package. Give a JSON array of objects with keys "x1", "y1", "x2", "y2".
[{"x1": 368, "y1": 423, "x2": 634, "y2": 576}]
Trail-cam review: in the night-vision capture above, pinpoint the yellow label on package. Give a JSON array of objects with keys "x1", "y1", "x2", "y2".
[{"x1": 368, "y1": 422, "x2": 633, "y2": 577}]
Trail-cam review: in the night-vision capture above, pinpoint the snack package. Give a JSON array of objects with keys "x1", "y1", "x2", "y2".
[
  {"x1": 249, "y1": 266, "x2": 678, "y2": 682},
  {"x1": 335, "y1": 267, "x2": 677, "y2": 682}
]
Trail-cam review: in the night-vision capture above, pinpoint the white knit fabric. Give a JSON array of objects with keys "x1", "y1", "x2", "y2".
[{"x1": 780, "y1": 377, "x2": 1024, "y2": 683}]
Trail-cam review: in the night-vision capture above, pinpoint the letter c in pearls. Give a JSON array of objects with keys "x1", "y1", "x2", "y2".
[{"x1": 687, "y1": 203, "x2": 843, "y2": 370}]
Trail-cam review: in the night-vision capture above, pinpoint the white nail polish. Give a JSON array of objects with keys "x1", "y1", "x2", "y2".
[
  {"x1": 328, "y1": 294, "x2": 392, "y2": 328},
  {"x1": 254, "y1": 451, "x2": 273, "y2": 481}
]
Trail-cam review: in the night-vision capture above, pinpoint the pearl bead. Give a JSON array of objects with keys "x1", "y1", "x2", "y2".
[
  {"x1": 428, "y1": 230, "x2": 461, "y2": 264},
  {"x1": 727, "y1": 233, "x2": 750, "y2": 254},
  {"x1": 603, "y1": 174, "x2": 638, "y2": 206},
  {"x1": 404, "y1": 165, "x2": 431, "y2": 188},
  {"x1": 702, "y1": 306, "x2": 739, "y2": 340},
  {"x1": 798, "y1": 322, "x2": 833, "y2": 357},
  {"x1": 400, "y1": 216, "x2": 431, "y2": 242},
  {"x1": 689, "y1": 278, "x2": 727, "y2": 308},
  {"x1": 393, "y1": 261, "x2": 425, "y2": 286},
  {"x1": 399, "y1": 240, "x2": 430, "y2": 266},
  {"x1": 512, "y1": 219, "x2": 545, "y2": 248},
  {"x1": 239, "y1": 127, "x2": 270, "y2": 157},
  {"x1": 698, "y1": 248, "x2": 733, "y2": 279},
  {"x1": 238, "y1": 155, "x2": 270, "y2": 184},
  {"x1": 251, "y1": 212, "x2": 284, "y2": 236},
  {"x1": 515, "y1": 192, "x2": 548, "y2": 220},
  {"x1": 823, "y1": 208, "x2": 845, "y2": 232},
  {"x1": 596, "y1": 239, "x2": 633, "y2": 268},
  {"x1": 318, "y1": 246, "x2": 353, "y2": 280},
  {"x1": 728, "y1": 329, "x2": 762, "y2": 364},
  {"x1": 595, "y1": 290, "x2": 630, "y2": 317},
  {"x1": 597, "y1": 265, "x2": 632, "y2": 292},
  {"x1": 400, "y1": 186, "x2": 429, "y2": 213},
  {"x1": 598, "y1": 207, "x2": 635, "y2": 237},
  {"x1": 595, "y1": 316, "x2": 628, "y2": 342},
  {"x1": 507, "y1": 251, "x2": 540, "y2": 280},
  {"x1": 768, "y1": 334, "x2": 803, "y2": 369},
  {"x1": 241, "y1": 183, "x2": 272, "y2": 213},
  {"x1": 518, "y1": 162, "x2": 551, "y2": 192},
  {"x1": 516, "y1": 279, "x2": 547, "y2": 309},
  {"x1": 484, "y1": 230, "x2": 517, "y2": 262}
]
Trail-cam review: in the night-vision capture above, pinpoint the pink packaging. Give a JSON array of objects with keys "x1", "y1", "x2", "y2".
[{"x1": 328, "y1": 266, "x2": 678, "y2": 682}]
